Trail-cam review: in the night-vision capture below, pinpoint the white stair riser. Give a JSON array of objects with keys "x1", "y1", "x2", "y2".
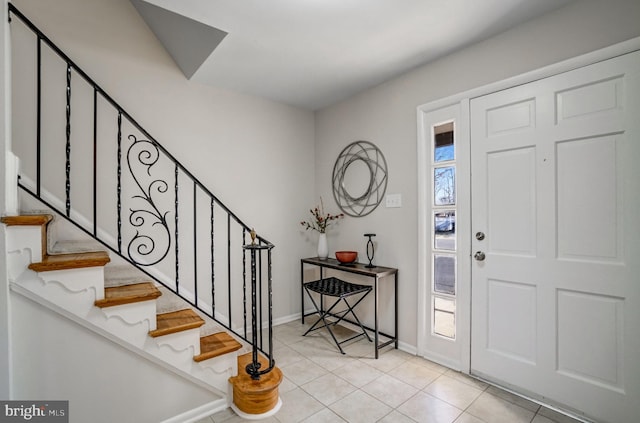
[
  {"x1": 88, "y1": 307, "x2": 151, "y2": 348},
  {"x1": 198, "y1": 352, "x2": 238, "y2": 375},
  {"x1": 101, "y1": 301, "x2": 158, "y2": 331},
  {"x1": 16, "y1": 272, "x2": 98, "y2": 318},
  {"x1": 5, "y1": 227, "x2": 43, "y2": 280},
  {"x1": 146, "y1": 340, "x2": 236, "y2": 391},
  {"x1": 37, "y1": 267, "x2": 105, "y2": 301},
  {"x1": 192, "y1": 359, "x2": 236, "y2": 393},
  {"x1": 6, "y1": 226, "x2": 44, "y2": 259},
  {"x1": 152, "y1": 327, "x2": 202, "y2": 356}
]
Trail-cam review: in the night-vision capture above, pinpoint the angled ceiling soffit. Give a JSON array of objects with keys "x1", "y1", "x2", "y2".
[{"x1": 130, "y1": 0, "x2": 227, "y2": 79}]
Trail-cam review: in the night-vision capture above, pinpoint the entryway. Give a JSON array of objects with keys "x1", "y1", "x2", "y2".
[{"x1": 419, "y1": 48, "x2": 640, "y2": 423}]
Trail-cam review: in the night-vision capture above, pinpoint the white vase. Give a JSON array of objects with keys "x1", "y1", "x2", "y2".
[{"x1": 317, "y1": 233, "x2": 328, "y2": 259}]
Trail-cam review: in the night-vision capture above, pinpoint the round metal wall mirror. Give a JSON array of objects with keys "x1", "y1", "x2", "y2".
[{"x1": 332, "y1": 141, "x2": 388, "y2": 217}]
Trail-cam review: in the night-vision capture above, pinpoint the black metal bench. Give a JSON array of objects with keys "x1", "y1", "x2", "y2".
[{"x1": 302, "y1": 277, "x2": 372, "y2": 354}]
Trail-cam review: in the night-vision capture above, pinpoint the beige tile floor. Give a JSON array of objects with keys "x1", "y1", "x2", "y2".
[{"x1": 197, "y1": 321, "x2": 582, "y2": 423}]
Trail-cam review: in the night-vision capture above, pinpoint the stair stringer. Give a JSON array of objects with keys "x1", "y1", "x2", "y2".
[
  {"x1": 10, "y1": 279, "x2": 232, "y2": 400},
  {"x1": 4, "y1": 220, "x2": 240, "y2": 404}
]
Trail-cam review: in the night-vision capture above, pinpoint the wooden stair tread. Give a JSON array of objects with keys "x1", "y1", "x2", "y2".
[
  {"x1": 95, "y1": 282, "x2": 161, "y2": 308},
  {"x1": 149, "y1": 309, "x2": 204, "y2": 337},
  {"x1": 1, "y1": 214, "x2": 52, "y2": 226},
  {"x1": 29, "y1": 251, "x2": 110, "y2": 272},
  {"x1": 194, "y1": 332, "x2": 242, "y2": 362}
]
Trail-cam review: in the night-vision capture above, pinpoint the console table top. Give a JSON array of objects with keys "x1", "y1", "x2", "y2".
[{"x1": 301, "y1": 257, "x2": 397, "y2": 278}]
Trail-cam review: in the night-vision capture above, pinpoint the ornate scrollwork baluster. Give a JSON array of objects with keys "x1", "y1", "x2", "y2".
[{"x1": 126, "y1": 134, "x2": 171, "y2": 266}]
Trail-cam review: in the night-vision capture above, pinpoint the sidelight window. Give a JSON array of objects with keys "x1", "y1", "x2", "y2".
[{"x1": 432, "y1": 122, "x2": 456, "y2": 339}]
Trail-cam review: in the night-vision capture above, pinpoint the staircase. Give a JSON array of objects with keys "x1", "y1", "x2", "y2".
[
  {"x1": 2, "y1": 213, "x2": 282, "y2": 418},
  {"x1": 4, "y1": 4, "x2": 282, "y2": 419},
  {"x1": 3, "y1": 214, "x2": 239, "y2": 387}
]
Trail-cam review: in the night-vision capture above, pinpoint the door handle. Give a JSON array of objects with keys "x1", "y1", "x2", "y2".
[{"x1": 474, "y1": 251, "x2": 486, "y2": 261}]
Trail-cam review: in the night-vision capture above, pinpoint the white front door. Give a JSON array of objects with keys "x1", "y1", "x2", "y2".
[{"x1": 470, "y1": 51, "x2": 640, "y2": 423}]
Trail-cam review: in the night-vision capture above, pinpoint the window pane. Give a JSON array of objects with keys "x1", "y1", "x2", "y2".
[
  {"x1": 431, "y1": 122, "x2": 456, "y2": 341},
  {"x1": 434, "y1": 254, "x2": 456, "y2": 295},
  {"x1": 434, "y1": 211, "x2": 456, "y2": 250},
  {"x1": 434, "y1": 129, "x2": 454, "y2": 162},
  {"x1": 434, "y1": 166, "x2": 455, "y2": 206},
  {"x1": 434, "y1": 296, "x2": 455, "y2": 338}
]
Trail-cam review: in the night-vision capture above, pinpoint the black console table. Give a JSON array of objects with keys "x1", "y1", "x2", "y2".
[{"x1": 300, "y1": 257, "x2": 398, "y2": 358}]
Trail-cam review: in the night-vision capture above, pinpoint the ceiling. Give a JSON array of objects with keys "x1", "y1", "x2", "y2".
[{"x1": 133, "y1": 0, "x2": 575, "y2": 111}]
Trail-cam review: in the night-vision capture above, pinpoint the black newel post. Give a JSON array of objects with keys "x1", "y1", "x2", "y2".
[
  {"x1": 243, "y1": 233, "x2": 276, "y2": 380},
  {"x1": 244, "y1": 243, "x2": 263, "y2": 379}
]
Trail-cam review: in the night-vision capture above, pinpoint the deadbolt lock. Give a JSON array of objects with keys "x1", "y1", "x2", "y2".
[{"x1": 475, "y1": 231, "x2": 485, "y2": 241}]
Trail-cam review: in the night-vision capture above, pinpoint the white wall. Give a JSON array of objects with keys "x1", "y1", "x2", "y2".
[
  {"x1": 11, "y1": 0, "x2": 317, "y2": 321},
  {"x1": 314, "y1": 0, "x2": 640, "y2": 348}
]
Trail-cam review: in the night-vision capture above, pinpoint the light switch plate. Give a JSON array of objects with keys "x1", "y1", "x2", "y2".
[{"x1": 386, "y1": 193, "x2": 402, "y2": 208}]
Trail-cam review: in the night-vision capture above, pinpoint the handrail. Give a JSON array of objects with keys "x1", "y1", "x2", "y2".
[
  {"x1": 8, "y1": 3, "x2": 275, "y2": 378},
  {"x1": 8, "y1": 4, "x2": 257, "y2": 232}
]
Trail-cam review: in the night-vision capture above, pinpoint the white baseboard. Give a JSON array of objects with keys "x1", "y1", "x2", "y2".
[
  {"x1": 273, "y1": 312, "x2": 302, "y2": 326},
  {"x1": 160, "y1": 398, "x2": 228, "y2": 423},
  {"x1": 279, "y1": 310, "x2": 419, "y2": 357},
  {"x1": 397, "y1": 341, "x2": 417, "y2": 356}
]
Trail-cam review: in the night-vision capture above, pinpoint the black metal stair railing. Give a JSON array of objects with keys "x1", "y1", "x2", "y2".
[{"x1": 8, "y1": 4, "x2": 275, "y2": 379}]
